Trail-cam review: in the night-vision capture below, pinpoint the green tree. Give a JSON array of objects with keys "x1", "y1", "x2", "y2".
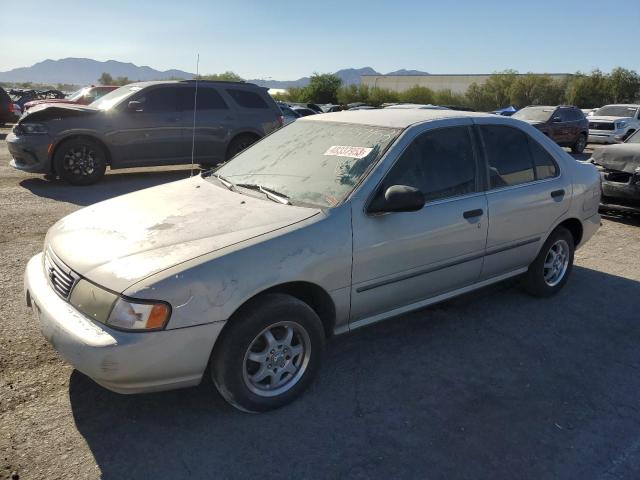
[
  {"x1": 508, "y1": 74, "x2": 565, "y2": 107},
  {"x1": 565, "y1": 70, "x2": 612, "y2": 108},
  {"x1": 367, "y1": 87, "x2": 398, "y2": 106},
  {"x1": 98, "y1": 72, "x2": 114, "y2": 85},
  {"x1": 337, "y1": 84, "x2": 370, "y2": 105},
  {"x1": 303, "y1": 73, "x2": 342, "y2": 104},
  {"x1": 114, "y1": 76, "x2": 131, "y2": 86},
  {"x1": 398, "y1": 85, "x2": 435, "y2": 104},
  {"x1": 608, "y1": 67, "x2": 640, "y2": 103},
  {"x1": 199, "y1": 71, "x2": 244, "y2": 82},
  {"x1": 432, "y1": 89, "x2": 468, "y2": 107}
]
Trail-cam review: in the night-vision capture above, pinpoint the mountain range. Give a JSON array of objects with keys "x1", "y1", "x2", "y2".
[{"x1": 0, "y1": 58, "x2": 429, "y2": 87}]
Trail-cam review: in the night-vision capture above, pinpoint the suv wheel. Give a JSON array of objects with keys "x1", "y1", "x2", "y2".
[
  {"x1": 522, "y1": 226, "x2": 575, "y2": 297},
  {"x1": 211, "y1": 293, "x2": 325, "y2": 412},
  {"x1": 571, "y1": 133, "x2": 587, "y2": 154},
  {"x1": 53, "y1": 138, "x2": 107, "y2": 185},
  {"x1": 226, "y1": 134, "x2": 259, "y2": 160}
]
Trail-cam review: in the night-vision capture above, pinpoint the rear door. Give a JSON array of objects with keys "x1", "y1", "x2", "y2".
[
  {"x1": 475, "y1": 120, "x2": 571, "y2": 279},
  {"x1": 111, "y1": 86, "x2": 184, "y2": 166},
  {"x1": 180, "y1": 86, "x2": 234, "y2": 164},
  {"x1": 224, "y1": 87, "x2": 281, "y2": 136}
]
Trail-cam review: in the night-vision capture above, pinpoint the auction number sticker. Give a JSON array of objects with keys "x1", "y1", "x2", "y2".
[{"x1": 323, "y1": 145, "x2": 373, "y2": 159}]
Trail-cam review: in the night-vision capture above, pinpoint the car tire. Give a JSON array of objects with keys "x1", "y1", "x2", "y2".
[
  {"x1": 53, "y1": 138, "x2": 107, "y2": 186},
  {"x1": 226, "y1": 134, "x2": 259, "y2": 160},
  {"x1": 571, "y1": 133, "x2": 587, "y2": 154},
  {"x1": 211, "y1": 293, "x2": 325, "y2": 413},
  {"x1": 522, "y1": 226, "x2": 575, "y2": 297}
]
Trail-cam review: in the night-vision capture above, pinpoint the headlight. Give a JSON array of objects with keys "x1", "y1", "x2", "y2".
[
  {"x1": 18, "y1": 122, "x2": 49, "y2": 134},
  {"x1": 69, "y1": 279, "x2": 171, "y2": 331},
  {"x1": 107, "y1": 298, "x2": 171, "y2": 331},
  {"x1": 615, "y1": 121, "x2": 627, "y2": 130}
]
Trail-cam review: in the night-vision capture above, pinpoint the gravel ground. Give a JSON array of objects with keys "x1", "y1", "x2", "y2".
[{"x1": 1, "y1": 125, "x2": 639, "y2": 480}]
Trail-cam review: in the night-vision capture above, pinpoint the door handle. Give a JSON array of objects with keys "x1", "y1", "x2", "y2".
[
  {"x1": 463, "y1": 208, "x2": 484, "y2": 219},
  {"x1": 551, "y1": 189, "x2": 565, "y2": 199}
]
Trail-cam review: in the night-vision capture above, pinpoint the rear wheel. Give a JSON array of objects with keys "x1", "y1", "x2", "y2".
[
  {"x1": 571, "y1": 133, "x2": 587, "y2": 153},
  {"x1": 211, "y1": 293, "x2": 325, "y2": 412},
  {"x1": 226, "y1": 134, "x2": 259, "y2": 160},
  {"x1": 522, "y1": 226, "x2": 575, "y2": 297},
  {"x1": 53, "y1": 138, "x2": 107, "y2": 185}
]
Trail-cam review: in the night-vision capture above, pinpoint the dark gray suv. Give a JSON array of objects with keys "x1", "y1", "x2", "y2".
[{"x1": 7, "y1": 80, "x2": 283, "y2": 185}]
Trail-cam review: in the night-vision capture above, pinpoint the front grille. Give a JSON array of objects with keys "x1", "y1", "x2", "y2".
[
  {"x1": 589, "y1": 122, "x2": 615, "y2": 131},
  {"x1": 43, "y1": 249, "x2": 78, "y2": 299}
]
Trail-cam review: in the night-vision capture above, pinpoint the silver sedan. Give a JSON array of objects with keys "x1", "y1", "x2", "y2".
[{"x1": 24, "y1": 109, "x2": 601, "y2": 412}]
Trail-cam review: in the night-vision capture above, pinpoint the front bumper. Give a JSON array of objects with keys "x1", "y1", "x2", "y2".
[
  {"x1": 588, "y1": 130, "x2": 626, "y2": 144},
  {"x1": 24, "y1": 253, "x2": 224, "y2": 394},
  {"x1": 7, "y1": 132, "x2": 51, "y2": 173}
]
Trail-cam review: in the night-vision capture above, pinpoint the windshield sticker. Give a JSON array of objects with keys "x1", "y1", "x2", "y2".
[{"x1": 324, "y1": 145, "x2": 373, "y2": 159}]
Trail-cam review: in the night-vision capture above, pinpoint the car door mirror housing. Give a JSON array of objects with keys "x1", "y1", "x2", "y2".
[
  {"x1": 127, "y1": 100, "x2": 144, "y2": 112},
  {"x1": 551, "y1": 116, "x2": 562, "y2": 123},
  {"x1": 369, "y1": 185, "x2": 425, "y2": 213}
]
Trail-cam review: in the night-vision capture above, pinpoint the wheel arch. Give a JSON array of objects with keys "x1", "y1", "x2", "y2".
[
  {"x1": 556, "y1": 217, "x2": 583, "y2": 248},
  {"x1": 222, "y1": 281, "x2": 337, "y2": 340},
  {"x1": 50, "y1": 134, "x2": 112, "y2": 174}
]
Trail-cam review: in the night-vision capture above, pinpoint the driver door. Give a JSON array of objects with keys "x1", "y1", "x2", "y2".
[{"x1": 350, "y1": 122, "x2": 488, "y2": 326}]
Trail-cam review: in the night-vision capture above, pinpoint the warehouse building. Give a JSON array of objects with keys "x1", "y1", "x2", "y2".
[{"x1": 361, "y1": 73, "x2": 572, "y2": 94}]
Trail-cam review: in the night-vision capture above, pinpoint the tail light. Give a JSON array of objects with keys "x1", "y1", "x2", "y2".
[
  {"x1": 8, "y1": 103, "x2": 14, "y2": 113},
  {"x1": 277, "y1": 115, "x2": 284, "y2": 127}
]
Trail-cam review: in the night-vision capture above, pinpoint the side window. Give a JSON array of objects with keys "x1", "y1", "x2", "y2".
[
  {"x1": 480, "y1": 125, "x2": 535, "y2": 188},
  {"x1": 529, "y1": 138, "x2": 559, "y2": 180},
  {"x1": 226, "y1": 89, "x2": 268, "y2": 109},
  {"x1": 382, "y1": 126, "x2": 477, "y2": 203},
  {"x1": 178, "y1": 87, "x2": 228, "y2": 111},
  {"x1": 571, "y1": 108, "x2": 585, "y2": 121},
  {"x1": 557, "y1": 109, "x2": 571, "y2": 122},
  {"x1": 137, "y1": 87, "x2": 179, "y2": 113}
]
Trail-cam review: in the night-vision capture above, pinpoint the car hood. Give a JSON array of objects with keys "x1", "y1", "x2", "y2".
[
  {"x1": 19, "y1": 103, "x2": 98, "y2": 122},
  {"x1": 46, "y1": 176, "x2": 321, "y2": 292},
  {"x1": 25, "y1": 99, "x2": 77, "y2": 108},
  {"x1": 591, "y1": 144, "x2": 640, "y2": 174},
  {"x1": 588, "y1": 116, "x2": 630, "y2": 122}
]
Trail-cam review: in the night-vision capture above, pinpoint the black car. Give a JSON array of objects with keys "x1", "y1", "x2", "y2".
[
  {"x1": 512, "y1": 105, "x2": 589, "y2": 153},
  {"x1": 0, "y1": 87, "x2": 18, "y2": 125},
  {"x1": 7, "y1": 80, "x2": 283, "y2": 185},
  {"x1": 591, "y1": 130, "x2": 640, "y2": 213}
]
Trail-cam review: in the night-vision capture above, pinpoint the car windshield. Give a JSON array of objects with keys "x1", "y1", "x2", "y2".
[
  {"x1": 67, "y1": 87, "x2": 89, "y2": 101},
  {"x1": 214, "y1": 121, "x2": 401, "y2": 208},
  {"x1": 594, "y1": 105, "x2": 638, "y2": 118},
  {"x1": 90, "y1": 85, "x2": 142, "y2": 110},
  {"x1": 626, "y1": 130, "x2": 640, "y2": 144},
  {"x1": 512, "y1": 107, "x2": 555, "y2": 122}
]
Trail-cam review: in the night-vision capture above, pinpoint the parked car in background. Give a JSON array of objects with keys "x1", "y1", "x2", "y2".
[
  {"x1": 279, "y1": 104, "x2": 300, "y2": 125},
  {"x1": 9, "y1": 88, "x2": 65, "y2": 108},
  {"x1": 7, "y1": 80, "x2": 283, "y2": 185},
  {"x1": 0, "y1": 87, "x2": 20, "y2": 125},
  {"x1": 591, "y1": 129, "x2": 640, "y2": 212},
  {"x1": 322, "y1": 104, "x2": 342, "y2": 112},
  {"x1": 290, "y1": 105, "x2": 317, "y2": 117},
  {"x1": 348, "y1": 105, "x2": 377, "y2": 110},
  {"x1": 588, "y1": 104, "x2": 640, "y2": 144},
  {"x1": 512, "y1": 105, "x2": 589, "y2": 153},
  {"x1": 23, "y1": 85, "x2": 119, "y2": 111},
  {"x1": 24, "y1": 109, "x2": 600, "y2": 412},
  {"x1": 582, "y1": 108, "x2": 596, "y2": 117}
]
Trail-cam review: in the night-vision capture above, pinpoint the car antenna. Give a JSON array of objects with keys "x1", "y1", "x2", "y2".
[{"x1": 190, "y1": 53, "x2": 200, "y2": 177}]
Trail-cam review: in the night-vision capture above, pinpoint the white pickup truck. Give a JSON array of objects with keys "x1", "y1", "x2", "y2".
[{"x1": 588, "y1": 104, "x2": 640, "y2": 144}]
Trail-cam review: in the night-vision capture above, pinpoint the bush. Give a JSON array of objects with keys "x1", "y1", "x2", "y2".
[{"x1": 398, "y1": 85, "x2": 435, "y2": 104}]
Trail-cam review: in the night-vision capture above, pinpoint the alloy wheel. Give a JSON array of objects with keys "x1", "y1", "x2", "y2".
[
  {"x1": 63, "y1": 146, "x2": 98, "y2": 176},
  {"x1": 242, "y1": 321, "x2": 311, "y2": 397},
  {"x1": 543, "y1": 239, "x2": 570, "y2": 287}
]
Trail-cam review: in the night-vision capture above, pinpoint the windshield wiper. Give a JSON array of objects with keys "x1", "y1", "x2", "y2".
[
  {"x1": 213, "y1": 173, "x2": 235, "y2": 191},
  {"x1": 236, "y1": 183, "x2": 291, "y2": 205}
]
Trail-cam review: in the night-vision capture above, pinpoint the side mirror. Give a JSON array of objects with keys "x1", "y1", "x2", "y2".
[
  {"x1": 127, "y1": 100, "x2": 144, "y2": 112},
  {"x1": 551, "y1": 116, "x2": 562, "y2": 123},
  {"x1": 369, "y1": 185, "x2": 425, "y2": 213}
]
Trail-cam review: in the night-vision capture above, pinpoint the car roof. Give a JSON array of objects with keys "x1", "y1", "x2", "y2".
[
  {"x1": 299, "y1": 108, "x2": 492, "y2": 128},
  {"x1": 124, "y1": 80, "x2": 259, "y2": 89}
]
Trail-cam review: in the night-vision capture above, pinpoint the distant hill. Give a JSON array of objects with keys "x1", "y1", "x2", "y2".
[
  {"x1": 0, "y1": 58, "x2": 430, "y2": 87},
  {"x1": 0, "y1": 58, "x2": 195, "y2": 85}
]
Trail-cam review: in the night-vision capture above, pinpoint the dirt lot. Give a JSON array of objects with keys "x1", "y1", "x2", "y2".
[{"x1": 1, "y1": 125, "x2": 640, "y2": 480}]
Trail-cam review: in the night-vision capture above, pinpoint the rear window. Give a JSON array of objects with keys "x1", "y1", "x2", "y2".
[
  {"x1": 226, "y1": 89, "x2": 268, "y2": 109},
  {"x1": 178, "y1": 87, "x2": 228, "y2": 111}
]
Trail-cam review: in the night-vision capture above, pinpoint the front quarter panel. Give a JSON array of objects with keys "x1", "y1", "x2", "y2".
[{"x1": 123, "y1": 204, "x2": 353, "y2": 331}]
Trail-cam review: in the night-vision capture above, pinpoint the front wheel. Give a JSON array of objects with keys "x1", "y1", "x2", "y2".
[
  {"x1": 522, "y1": 226, "x2": 575, "y2": 297},
  {"x1": 571, "y1": 133, "x2": 587, "y2": 154},
  {"x1": 211, "y1": 294, "x2": 325, "y2": 412},
  {"x1": 53, "y1": 138, "x2": 107, "y2": 185}
]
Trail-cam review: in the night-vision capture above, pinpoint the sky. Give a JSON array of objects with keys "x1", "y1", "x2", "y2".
[{"x1": 1, "y1": 0, "x2": 639, "y2": 79}]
